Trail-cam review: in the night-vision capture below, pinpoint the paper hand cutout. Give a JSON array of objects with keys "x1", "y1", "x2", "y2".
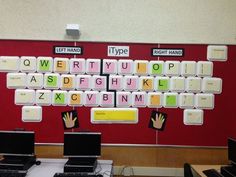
[
  {"x1": 61, "y1": 110, "x2": 79, "y2": 129},
  {"x1": 149, "y1": 110, "x2": 167, "y2": 131},
  {"x1": 151, "y1": 113, "x2": 165, "y2": 129},
  {"x1": 63, "y1": 112, "x2": 77, "y2": 128}
]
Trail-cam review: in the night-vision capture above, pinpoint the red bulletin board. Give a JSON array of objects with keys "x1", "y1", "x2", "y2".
[{"x1": 0, "y1": 39, "x2": 235, "y2": 146}]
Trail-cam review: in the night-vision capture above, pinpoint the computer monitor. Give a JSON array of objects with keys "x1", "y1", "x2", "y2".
[
  {"x1": 0, "y1": 130, "x2": 35, "y2": 156},
  {"x1": 63, "y1": 132, "x2": 101, "y2": 158},
  {"x1": 228, "y1": 137, "x2": 236, "y2": 165}
]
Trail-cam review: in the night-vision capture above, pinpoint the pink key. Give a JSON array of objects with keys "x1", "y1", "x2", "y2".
[
  {"x1": 124, "y1": 76, "x2": 138, "y2": 91},
  {"x1": 84, "y1": 91, "x2": 98, "y2": 106},
  {"x1": 109, "y1": 76, "x2": 122, "y2": 90},
  {"x1": 132, "y1": 92, "x2": 146, "y2": 107},
  {"x1": 86, "y1": 59, "x2": 101, "y2": 74},
  {"x1": 103, "y1": 60, "x2": 117, "y2": 74},
  {"x1": 77, "y1": 76, "x2": 91, "y2": 90},
  {"x1": 70, "y1": 59, "x2": 85, "y2": 74},
  {"x1": 117, "y1": 92, "x2": 131, "y2": 107},
  {"x1": 100, "y1": 92, "x2": 114, "y2": 106},
  {"x1": 93, "y1": 76, "x2": 106, "y2": 90},
  {"x1": 118, "y1": 60, "x2": 133, "y2": 75}
]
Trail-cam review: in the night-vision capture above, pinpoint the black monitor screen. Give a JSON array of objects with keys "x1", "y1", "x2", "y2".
[
  {"x1": 228, "y1": 138, "x2": 236, "y2": 165},
  {"x1": 0, "y1": 131, "x2": 35, "y2": 156},
  {"x1": 64, "y1": 132, "x2": 101, "y2": 158}
]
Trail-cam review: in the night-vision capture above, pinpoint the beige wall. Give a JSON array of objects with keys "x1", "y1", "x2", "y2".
[{"x1": 0, "y1": 0, "x2": 235, "y2": 44}]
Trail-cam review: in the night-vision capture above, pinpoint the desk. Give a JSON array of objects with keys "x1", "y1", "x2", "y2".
[
  {"x1": 191, "y1": 165, "x2": 222, "y2": 177},
  {"x1": 27, "y1": 158, "x2": 113, "y2": 177}
]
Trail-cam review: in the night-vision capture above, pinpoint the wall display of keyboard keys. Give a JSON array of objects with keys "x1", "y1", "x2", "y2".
[{"x1": 0, "y1": 40, "x2": 235, "y2": 146}]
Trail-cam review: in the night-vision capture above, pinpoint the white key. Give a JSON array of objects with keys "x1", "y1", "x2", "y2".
[
  {"x1": 68, "y1": 91, "x2": 83, "y2": 107},
  {"x1": 52, "y1": 90, "x2": 68, "y2": 106},
  {"x1": 207, "y1": 45, "x2": 227, "y2": 61},
  {"x1": 37, "y1": 57, "x2": 53, "y2": 73},
  {"x1": 165, "y1": 61, "x2": 180, "y2": 76},
  {"x1": 202, "y1": 77, "x2": 222, "y2": 94},
  {"x1": 27, "y1": 73, "x2": 44, "y2": 89},
  {"x1": 44, "y1": 73, "x2": 60, "y2": 89},
  {"x1": 22, "y1": 106, "x2": 42, "y2": 122},
  {"x1": 123, "y1": 75, "x2": 139, "y2": 91},
  {"x1": 103, "y1": 59, "x2": 118, "y2": 74},
  {"x1": 60, "y1": 74, "x2": 76, "y2": 90},
  {"x1": 149, "y1": 61, "x2": 164, "y2": 76},
  {"x1": 35, "y1": 90, "x2": 52, "y2": 106},
  {"x1": 181, "y1": 61, "x2": 196, "y2": 76},
  {"x1": 7, "y1": 73, "x2": 27, "y2": 89},
  {"x1": 76, "y1": 75, "x2": 92, "y2": 91},
  {"x1": 134, "y1": 60, "x2": 149, "y2": 76},
  {"x1": 15, "y1": 89, "x2": 35, "y2": 105},
  {"x1": 147, "y1": 92, "x2": 162, "y2": 108},
  {"x1": 99, "y1": 91, "x2": 115, "y2": 107},
  {"x1": 132, "y1": 91, "x2": 147, "y2": 107},
  {"x1": 92, "y1": 75, "x2": 107, "y2": 91},
  {"x1": 170, "y1": 76, "x2": 185, "y2": 92},
  {"x1": 163, "y1": 92, "x2": 178, "y2": 108},
  {"x1": 116, "y1": 91, "x2": 132, "y2": 107},
  {"x1": 179, "y1": 93, "x2": 194, "y2": 109},
  {"x1": 53, "y1": 57, "x2": 69, "y2": 73},
  {"x1": 139, "y1": 76, "x2": 154, "y2": 91},
  {"x1": 20, "y1": 56, "x2": 37, "y2": 73},
  {"x1": 86, "y1": 59, "x2": 101, "y2": 74},
  {"x1": 186, "y1": 77, "x2": 201, "y2": 93},
  {"x1": 84, "y1": 91, "x2": 99, "y2": 107},
  {"x1": 197, "y1": 61, "x2": 213, "y2": 77},
  {"x1": 109, "y1": 75, "x2": 123, "y2": 91},
  {"x1": 195, "y1": 93, "x2": 214, "y2": 109},
  {"x1": 0, "y1": 56, "x2": 20, "y2": 72},
  {"x1": 118, "y1": 59, "x2": 134, "y2": 75},
  {"x1": 70, "y1": 58, "x2": 86, "y2": 74},
  {"x1": 183, "y1": 109, "x2": 203, "y2": 125}
]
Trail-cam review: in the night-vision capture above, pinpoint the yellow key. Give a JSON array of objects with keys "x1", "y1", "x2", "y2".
[{"x1": 91, "y1": 108, "x2": 138, "y2": 123}]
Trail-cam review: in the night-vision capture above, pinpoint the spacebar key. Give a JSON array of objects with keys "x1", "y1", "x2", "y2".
[{"x1": 91, "y1": 108, "x2": 138, "y2": 123}]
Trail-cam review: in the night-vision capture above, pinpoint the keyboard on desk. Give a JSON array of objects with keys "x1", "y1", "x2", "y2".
[
  {"x1": 203, "y1": 169, "x2": 224, "y2": 177},
  {"x1": 53, "y1": 172, "x2": 98, "y2": 177},
  {"x1": 0, "y1": 169, "x2": 27, "y2": 177}
]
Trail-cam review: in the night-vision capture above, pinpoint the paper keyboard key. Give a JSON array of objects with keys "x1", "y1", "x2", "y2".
[
  {"x1": 202, "y1": 77, "x2": 222, "y2": 94},
  {"x1": 117, "y1": 91, "x2": 132, "y2": 107},
  {"x1": 186, "y1": 77, "x2": 201, "y2": 93},
  {"x1": 27, "y1": 73, "x2": 44, "y2": 89},
  {"x1": 0, "y1": 56, "x2": 20, "y2": 72},
  {"x1": 37, "y1": 57, "x2": 53, "y2": 73},
  {"x1": 52, "y1": 90, "x2": 68, "y2": 106},
  {"x1": 118, "y1": 59, "x2": 134, "y2": 75},
  {"x1": 86, "y1": 59, "x2": 101, "y2": 74},
  {"x1": 109, "y1": 75, "x2": 123, "y2": 90},
  {"x1": 134, "y1": 60, "x2": 149, "y2": 75},
  {"x1": 68, "y1": 91, "x2": 83, "y2": 106},
  {"x1": 155, "y1": 76, "x2": 170, "y2": 91},
  {"x1": 20, "y1": 56, "x2": 37, "y2": 72},
  {"x1": 184, "y1": 109, "x2": 203, "y2": 125},
  {"x1": 91, "y1": 108, "x2": 138, "y2": 123},
  {"x1": 123, "y1": 75, "x2": 139, "y2": 91},
  {"x1": 54, "y1": 57, "x2": 69, "y2": 73},
  {"x1": 179, "y1": 93, "x2": 194, "y2": 108},
  {"x1": 60, "y1": 74, "x2": 76, "y2": 90},
  {"x1": 36, "y1": 90, "x2": 52, "y2": 106},
  {"x1": 197, "y1": 61, "x2": 213, "y2": 77},
  {"x1": 84, "y1": 91, "x2": 99, "y2": 107},
  {"x1": 170, "y1": 76, "x2": 185, "y2": 92},
  {"x1": 149, "y1": 61, "x2": 164, "y2": 75},
  {"x1": 92, "y1": 75, "x2": 107, "y2": 91},
  {"x1": 15, "y1": 89, "x2": 35, "y2": 105},
  {"x1": 7, "y1": 73, "x2": 27, "y2": 89},
  {"x1": 132, "y1": 91, "x2": 147, "y2": 107},
  {"x1": 139, "y1": 76, "x2": 154, "y2": 91},
  {"x1": 44, "y1": 73, "x2": 60, "y2": 89},
  {"x1": 181, "y1": 61, "x2": 196, "y2": 76},
  {"x1": 163, "y1": 92, "x2": 178, "y2": 108},
  {"x1": 103, "y1": 59, "x2": 118, "y2": 74},
  {"x1": 165, "y1": 61, "x2": 180, "y2": 76},
  {"x1": 195, "y1": 93, "x2": 214, "y2": 109},
  {"x1": 22, "y1": 106, "x2": 42, "y2": 122},
  {"x1": 207, "y1": 45, "x2": 227, "y2": 61},
  {"x1": 70, "y1": 58, "x2": 86, "y2": 74},
  {"x1": 99, "y1": 91, "x2": 115, "y2": 107},
  {"x1": 147, "y1": 92, "x2": 162, "y2": 108}
]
